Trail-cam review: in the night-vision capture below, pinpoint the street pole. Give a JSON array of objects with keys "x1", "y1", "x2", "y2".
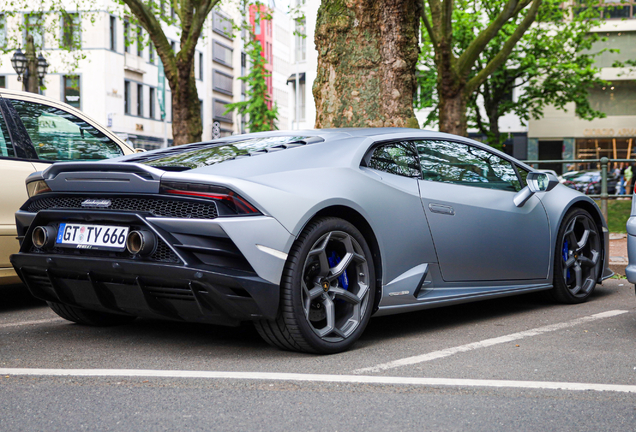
[
  {"x1": 158, "y1": 59, "x2": 168, "y2": 148},
  {"x1": 25, "y1": 34, "x2": 39, "y2": 93},
  {"x1": 600, "y1": 156, "x2": 609, "y2": 224}
]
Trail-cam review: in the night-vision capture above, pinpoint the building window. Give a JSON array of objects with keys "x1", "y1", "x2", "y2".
[
  {"x1": 213, "y1": 69, "x2": 233, "y2": 95},
  {"x1": 25, "y1": 13, "x2": 44, "y2": 48},
  {"x1": 149, "y1": 87, "x2": 155, "y2": 119},
  {"x1": 124, "y1": 19, "x2": 130, "y2": 53},
  {"x1": 149, "y1": 42, "x2": 155, "y2": 63},
  {"x1": 137, "y1": 84, "x2": 144, "y2": 116},
  {"x1": 588, "y1": 81, "x2": 636, "y2": 116},
  {"x1": 63, "y1": 75, "x2": 81, "y2": 108},
  {"x1": 61, "y1": 12, "x2": 81, "y2": 49},
  {"x1": 212, "y1": 11, "x2": 233, "y2": 39},
  {"x1": 0, "y1": 76, "x2": 6, "y2": 88},
  {"x1": 124, "y1": 81, "x2": 131, "y2": 114},
  {"x1": 213, "y1": 41, "x2": 233, "y2": 67},
  {"x1": 199, "y1": 52, "x2": 203, "y2": 80},
  {"x1": 586, "y1": 31, "x2": 636, "y2": 69},
  {"x1": 213, "y1": 98, "x2": 233, "y2": 123},
  {"x1": 137, "y1": 27, "x2": 143, "y2": 56},
  {"x1": 0, "y1": 14, "x2": 7, "y2": 48},
  {"x1": 109, "y1": 16, "x2": 116, "y2": 51},
  {"x1": 295, "y1": 17, "x2": 306, "y2": 62}
]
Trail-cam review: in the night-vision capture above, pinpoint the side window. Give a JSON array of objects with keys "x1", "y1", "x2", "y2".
[
  {"x1": 0, "y1": 111, "x2": 15, "y2": 158},
  {"x1": 368, "y1": 142, "x2": 421, "y2": 178},
  {"x1": 416, "y1": 140, "x2": 522, "y2": 192},
  {"x1": 10, "y1": 100, "x2": 124, "y2": 161}
]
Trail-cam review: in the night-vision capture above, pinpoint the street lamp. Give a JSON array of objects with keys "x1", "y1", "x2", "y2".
[
  {"x1": 11, "y1": 48, "x2": 28, "y2": 81},
  {"x1": 37, "y1": 52, "x2": 49, "y2": 85},
  {"x1": 10, "y1": 34, "x2": 47, "y2": 93}
]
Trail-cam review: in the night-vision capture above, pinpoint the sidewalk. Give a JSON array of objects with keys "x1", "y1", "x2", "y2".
[{"x1": 609, "y1": 233, "x2": 628, "y2": 275}]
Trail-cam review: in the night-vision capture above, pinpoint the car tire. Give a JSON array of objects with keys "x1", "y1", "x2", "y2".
[
  {"x1": 255, "y1": 217, "x2": 375, "y2": 354},
  {"x1": 47, "y1": 301, "x2": 137, "y2": 326},
  {"x1": 550, "y1": 208, "x2": 602, "y2": 304}
]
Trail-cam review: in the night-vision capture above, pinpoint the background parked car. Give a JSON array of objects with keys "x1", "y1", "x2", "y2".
[
  {"x1": 0, "y1": 89, "x2": 134, "y2": 285},
  {"x1": 560, "y1": 170, "x2": 619, "y2": 195}
]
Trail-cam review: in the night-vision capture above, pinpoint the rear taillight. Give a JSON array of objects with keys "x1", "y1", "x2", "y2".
[
  {"x1": 160, "y1": 181, "x2": 260, "y2": 215},
  {"x1": 26, "y1": 180, "x2": 52, "y2": 198}
]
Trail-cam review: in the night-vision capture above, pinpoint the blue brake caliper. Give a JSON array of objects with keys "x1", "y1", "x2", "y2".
[
  {"x1": 562, "y1": 240, "x2": 570, "y2": 280},
  {"x1": 328, "y1": 251, "x2": 349, "y2": 290}
]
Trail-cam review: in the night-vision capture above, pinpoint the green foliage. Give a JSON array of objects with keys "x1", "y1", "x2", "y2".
[
  {"x1": 0, "y1": 1, "x2": 98, "y2": 73},
  {"x1": 417, "y1": 0, "x2": 608, "y2": 147},
  {"x1": 595, "y1": 199, "x2": 632, "y2": 234},
  {"x1": 225, "y1": 35, "x2": 278, "y2": 132},
  {"x1": 223, "y1": 1, "x2": 278, "y2": 133}
]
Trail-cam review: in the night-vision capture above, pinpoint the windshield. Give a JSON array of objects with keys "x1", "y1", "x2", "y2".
[{"x1": 138, "y1": 136, "x2": 315, "y2": 170}]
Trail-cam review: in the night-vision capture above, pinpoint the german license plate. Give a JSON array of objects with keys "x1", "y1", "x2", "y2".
[{"x1": 56, "y1": 223, "x2": 129, "y2": 251}]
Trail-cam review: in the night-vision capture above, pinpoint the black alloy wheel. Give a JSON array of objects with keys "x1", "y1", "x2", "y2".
[
  {"x1": 255, "y1": 217, "x2": 375, "y2": 354},
  {"x1": 551, "y1": 209, "x2": 602, "y2": 304}
]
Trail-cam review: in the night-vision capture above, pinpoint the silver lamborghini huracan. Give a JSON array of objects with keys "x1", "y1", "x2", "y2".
[{"x1": 11, "y1": 129, "x2": 612, "y2": 354}]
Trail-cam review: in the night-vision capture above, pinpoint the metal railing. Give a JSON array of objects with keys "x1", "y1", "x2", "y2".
[{"x1": 525, "y1": 158, "x2": 633, "y2": 223}]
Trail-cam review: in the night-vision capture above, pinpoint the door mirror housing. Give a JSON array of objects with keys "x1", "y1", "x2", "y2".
[
  {"x1": 527, "y1": 171, "x2": 559, "y2": 193},
  {"x1": 514, "y1": 172, "x2": 559, "y2": 207}
]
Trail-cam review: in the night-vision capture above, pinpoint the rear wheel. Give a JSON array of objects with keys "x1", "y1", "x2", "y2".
[
  {"x1": 255, "y1": 217, "x2": 375, "y2": 354},
  {"x1": 550, "y1": 209, "x2": 602, "y2": 304},
  {"x1": 48, "y1": 302, "x2": 137, "y2": 326}
]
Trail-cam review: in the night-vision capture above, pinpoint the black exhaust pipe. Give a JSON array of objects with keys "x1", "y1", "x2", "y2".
[
  {"x1": 126, "y1": 230, "x2": 156, "y2": 256},
  {"x1": 32, "y1": 226, "x2": 57, "y2": 250}
]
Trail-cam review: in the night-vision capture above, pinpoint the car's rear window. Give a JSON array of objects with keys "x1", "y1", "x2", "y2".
[{"x1": 136, "y1": 136, "x2": 316, "y2": 170}]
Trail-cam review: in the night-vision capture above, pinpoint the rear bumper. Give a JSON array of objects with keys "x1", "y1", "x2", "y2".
[{"x1": 10, "y1": 252, "x2": 279, "y2": 326}]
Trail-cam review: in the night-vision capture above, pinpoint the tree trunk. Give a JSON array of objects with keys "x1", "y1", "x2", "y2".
[
  {"x1": 170, "y1": 61, "x2": 202, "y2": 146},
  {"x1": 313, "y1": 0, "x2": 420, "y2": 129},
  {"x1": 438, "y1": 90, "x2": 467, "y2": 136}
]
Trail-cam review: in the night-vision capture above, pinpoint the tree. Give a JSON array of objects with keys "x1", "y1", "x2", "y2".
[
  {"x1": 421, "y1": 0, "x2": 544, "y2": 136},
  {"x1": 225, "y1": 36, "x2": 278, "y2": 132},
  {"x1": 417, "y1": 1, "x2": 607, "y2": 147},
  {"x1": 223, "y1": 2, "x2": 278, "y2": 132},
  {"x1": 117, "y1": 0, "x2": 220, "y2": 145},
  {"x1": 0, "y1": 1, "x2": 97, "y2": 80},
  {"x1": 313, "y1": 0, "x2": 421, "y2": 129}
]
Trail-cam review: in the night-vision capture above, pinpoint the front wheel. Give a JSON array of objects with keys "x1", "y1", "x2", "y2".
[
  {"x1": 255, "y1": 217, "x2": 376, "y2": 354},
  {"x1": 550, "y1": 209, "x2": 602, "y2": 304}
]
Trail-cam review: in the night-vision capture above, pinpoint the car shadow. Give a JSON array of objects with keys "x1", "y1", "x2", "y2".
[
  {"x1": 360, "y1": 284, "x2": 616, "y2": 345},
  {"x1": 0, "y1": 283, "x2": 46, "y2": 313}
]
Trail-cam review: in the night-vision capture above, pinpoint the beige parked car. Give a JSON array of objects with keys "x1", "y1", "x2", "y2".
[{"x1": 0, "y1": 89, "x2": 134, "y2": 285}]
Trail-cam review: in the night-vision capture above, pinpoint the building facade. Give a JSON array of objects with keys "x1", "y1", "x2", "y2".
[
  {"x1": 528, "y1": 14, "x2": 636, "y2": 173},
  {"x1": 0, "y1": 1, "x2": 301, "y2": 147}
]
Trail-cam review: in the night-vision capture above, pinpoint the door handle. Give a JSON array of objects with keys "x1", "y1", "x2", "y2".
[{"x1": 428, "y1": 203, "x2": 455, "y2": 216}]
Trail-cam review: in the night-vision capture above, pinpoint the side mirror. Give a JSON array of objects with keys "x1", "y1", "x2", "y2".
[
  {"x1": 513, "y1": 172, "x2": 559, "y2": 207},
  {"x1": 528, "y1": 171, "x2": 559, "y2": 193}
]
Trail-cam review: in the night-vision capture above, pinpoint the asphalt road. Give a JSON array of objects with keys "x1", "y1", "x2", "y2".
[{"x1": 1, "y1": 279, "x2": 635, "y2": 431}]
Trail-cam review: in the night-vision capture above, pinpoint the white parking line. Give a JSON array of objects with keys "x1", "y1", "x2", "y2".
[
  {"x1": 1, "y1": 368, "x2": 635, "y2": 394},
  {"x1": 354, "y1": 310, "x2": 629, "y2": 374},
  {"x1": 0, "y1": 318, "x2": 61, "y2": 329}
]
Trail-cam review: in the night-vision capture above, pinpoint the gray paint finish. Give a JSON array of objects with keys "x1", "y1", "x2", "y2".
[
  {"x1": 418, "y1": 180, "x2": 550, "y2": 282},
  {"x1": 19, "y1": 128, "x2": 611, "y2": 319}
]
